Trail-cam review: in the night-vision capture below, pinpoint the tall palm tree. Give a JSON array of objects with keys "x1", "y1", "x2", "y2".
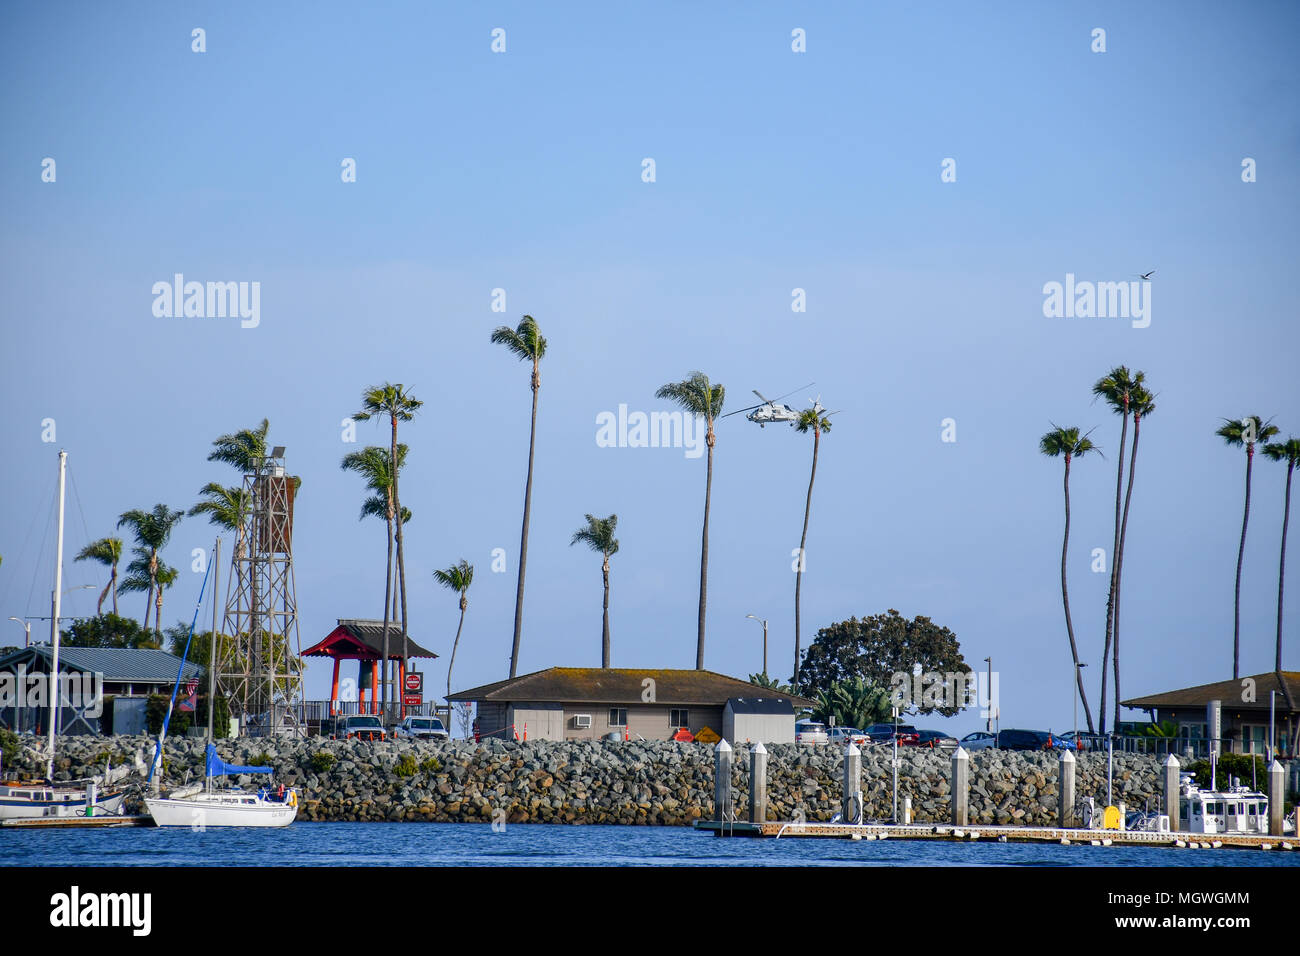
[
  {"x1": 570, "y1": 515, "x2": 620, "y2": 668},
  {"x1": 1039, "y1": 425, "x2": 1098, "y2": 733},
  {"x1": 75, "y1": 537, "x2": 124, "y2": 616},
  {"x1": 116, "y1": 505, "x2": 184, "y2": 632},
  {"x1": 354, "y1": 385, "x2": 422, "y2": 714},
  {"x1": 118, "y1": 547, "x2": 156, "y2": 630},
  {"x1": 1216, "y1": 415, "x2": 1280, "y2": 678},
  {"x1": 1092, "y1": 366, "x2": 1143, "y2": 734},
  {"x1": 793, "y1": 405, "x2": 833, "y2": 692},
  {"x1": 433, "y1": 560, "x2": 474, "y2": 703},
  {"x1": 1109, "y1": 385, "x2": 1155, "y2": 730},
  {"x1": 342, "y1": 443, "x2": 408, "y2": 715},
  {"x1": 208, "y1": 418, "x2": 270, "y2": 471},
  {"x1": 656, "y1": 371, "x2": 726, "y2": 670},
  {"x1": 1263, "y1": 437, "x2": 1300, "y2": 675},
  {"x1": 491, "y1": 316, "x2": 547, "y2": 678},
  {"x1": 152, "y1": 562, "x2": 179, "y2": 636}
]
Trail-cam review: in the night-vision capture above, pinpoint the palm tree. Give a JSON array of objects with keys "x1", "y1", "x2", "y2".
[
  {"x1": 116, "y1": 505, "x2": 184, "y2": 631},
  {"x1": 491, "y1": 316, "x2": 547, "y2": 678},
  {"x1": 342, "y1": 443, "x2": 408, "y2": 715},
  {"x1": 793, "y1": 405, "x2": 833, "y2": 693},
  {"x1": 117, "y1": 547, "x2": 155, "y2": 630},
  {"x1": 1092, "y1": 366, "x2": 1143, "y2": 734},
  {"x1": 656, "y1": 371, "x2": 726, "y2": 670},
  {"x1": 1263, "y1": 437, "x2": 1300, "y2": 675},
  {"x1": 75, "y1": 537, "x2": 124, "y2": 616},
  {"x1": 1110, "y1": 386, "x2": 1155, "y2": 729},
  {"x1": 354, "y1": 385, "x2": 423, "y2": 714},
  {"x1": 433, "y1": 560, "x2": 474, "y2": 703},
  {"x1": 1039, "y1": 425, "x2": 1098, "y2": 733},
  {"x1": 1216, "y1": 415, "x2": 1280, "y2": 678},
  {"x1": 152, "y1": 562, "x2": 179, "y2": 636},
  {"x1": 207, "y1": 418, "x2": 270, "y2": 471},
  {"x1": 570, "y1": 515, "x2": 620, "y2": 667}
]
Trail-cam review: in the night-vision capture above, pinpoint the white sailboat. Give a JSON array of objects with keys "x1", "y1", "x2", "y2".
[
  {"x1": 0, "y1": 450, "x2": 127, "y2": 821},
  {"x1": 144, "y1": 537, "x2": 298, "y2": 828}
]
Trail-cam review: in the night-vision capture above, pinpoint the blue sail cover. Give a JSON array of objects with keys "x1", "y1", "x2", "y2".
[{"x1": 206, "y1": 743, "x2": 272, "y2": 777}]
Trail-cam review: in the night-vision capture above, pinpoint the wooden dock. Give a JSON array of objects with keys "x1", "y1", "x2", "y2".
[
  {"x1": 0, "y1": 814, "x2": 154, "y2": 829},
  {"x1": 692, "y1": 819, "x2": 1297, "y2": 851}
]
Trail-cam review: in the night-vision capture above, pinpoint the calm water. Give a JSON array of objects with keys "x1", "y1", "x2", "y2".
[{"x1": 4, "y1": 823, "x2": 1299, "y2": 867}]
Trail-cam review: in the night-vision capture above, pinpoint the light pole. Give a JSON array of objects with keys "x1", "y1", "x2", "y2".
[
  {"x1": 1075, "y1": 661, "x2": 1088, "y2": 746},
  {"x1": 745, "y1": 614, "x2": 768, "y2": 677},
  {"x1": 984, "y1": 656, "x2": 992, "y2": 733},
  {"x1": 7, "y1": 617, "x2": 31, "y2": 648}
]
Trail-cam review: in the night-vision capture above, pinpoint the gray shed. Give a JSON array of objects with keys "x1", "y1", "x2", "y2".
[{"x1": 724, "y1": 697, "x2": 796, "y2": 744}]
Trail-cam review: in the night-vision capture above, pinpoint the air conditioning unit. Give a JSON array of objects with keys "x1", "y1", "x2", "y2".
[{"x1": 573, "y1": 714, "x2": 592, "y2": 729}]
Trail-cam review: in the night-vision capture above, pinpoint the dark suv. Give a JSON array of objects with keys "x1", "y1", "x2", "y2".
[
  {"x1": 995, "y1": 729, "x2": 1051, "y2": 751},
  {"x1": 865, "y1": 723, "x2": 920, "y2": 746}
]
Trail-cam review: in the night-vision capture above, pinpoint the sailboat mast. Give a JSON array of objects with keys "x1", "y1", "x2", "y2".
[
  {"x1": 46, "y1": 449, "x2": 67, "y2": 781},
  {"x1": 208, "y1": 538, "x2": 220, "y2": 740}
]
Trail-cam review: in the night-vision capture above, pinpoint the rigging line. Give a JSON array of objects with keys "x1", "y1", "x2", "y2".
[
  {"x1": 22, "y1": 486, "x2": 58, "y2": 621},
  {"x1": 66, "y1": 465, "x2": 95, "y2": 557},
  {"x1": 0, "y1": 478, "x2": 54, "y2": 616}
]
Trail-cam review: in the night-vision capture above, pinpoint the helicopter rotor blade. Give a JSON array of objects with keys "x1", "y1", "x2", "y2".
[
  {"x1": 770, "y1": 382, "x2": 816, "y2": 404},
  {"x1": 721, "y1": 404, "x2": 761, "y2": 419},
  {"x1": 752, "y1": 390, "x2": 772, "y2": 404}
]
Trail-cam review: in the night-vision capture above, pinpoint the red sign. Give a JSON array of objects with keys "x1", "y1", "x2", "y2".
[
  {"x1": 402, "y1": 693, "x2": 422, "y2": 707},
  {"x1": 404, "y1": 672, "x2": 422, "y2": 692}
]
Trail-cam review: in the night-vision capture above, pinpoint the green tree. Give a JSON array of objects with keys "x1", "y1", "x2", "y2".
[
  {"x1": 207, "y1": 418, "x2": 270, "y2": 471},
  {"x1": 656, "y1": 371, "x2": 726, "y2": 670},
  {"x1": 570, "y1": 514, "x2": 620, "y2": 668},
  {"x1": 812, "y1": 677, "x2": 893, "y2": 730},
  {"x1": 1039, "y1": 425, "x2": 1098, "y2": 733},
  {"x1": 793, "y1": 405, "x2": 833, "y2": 692},
  {"x1": 1110, "y1": 386, "x2": 1155, "y2": 729},
  {"x1": 491, "y1": 316, "x2": 548, "y2": 678},
  {"x1": 1263, "y1": 437, "x2": 1300, "y2": 675},
  {"x1": 354, "y1": 384, "x2": 423, "y2": 712},
  {"x1": 61, "y1": 613, "x2": 157, "y2": 649},
  {"x1": 1092, "y1": 366, "x2": 1144, "y2": 734},
  {"x1": 75, "y1": 537, "x2": 124, "y2": 616},
  {"x1": 1216, "y1": 415, "x2": 1280, "y2": 678},
  {"x1": 797, "y1": 610, "x2": 971, "y2": 716},
  {"x1": 432, "y1": 560, "x2": 474, "y2": 702},
  {"x1": 114, "y1": 505, "x2": 184, "y2": 631},
  {"x1": 747, "y1": 673, "x2": 793, "y2": 694}
]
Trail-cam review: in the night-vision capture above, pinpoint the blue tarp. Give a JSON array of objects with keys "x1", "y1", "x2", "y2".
[{"x1": 206, "y1": 743, "x2": 272, "y2": 777}]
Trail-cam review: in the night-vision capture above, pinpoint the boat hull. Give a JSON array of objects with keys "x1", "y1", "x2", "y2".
[
  {"x1": 0, "y1": 786, "x2": 126, "y2": 821},
  {"x1": 146, "y1": 792, "x2": 298, "y2": 828}
]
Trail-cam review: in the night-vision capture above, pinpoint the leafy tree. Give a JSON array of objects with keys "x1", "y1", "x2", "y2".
[
  {"x1": 1039, "y1": 424, "x2": 1098, "y2": 733},
  {"x1": 748, "y1": 672, "x2": 793, "y2": 694},
  {"x1": 1217, "y1": 415, "x2": 1280, "y2": 678},
  {"x1": 1263, "y1": 437, "x2": 1300, "y2": 674},
  {"x1": 491, "y1": 316, "x2": 547, "y2": 678},
  {"x1": 812, "y1": 677, "x2": 893, "y2": 730},
  {"x1": 656, "y1": 371, "x2": 725, "y2": 669},
  {"x1": 432, "y1": 560, "x2": 474, "y2": 702},
  {"x1": 570, "y1": 514, "x2": 620, "y2": 668},
  {"x1": 796, "y1": 610, "x2": 971, "y2": 716},
  {"x1": 75, "y1": 537, "x2": 123, "y2": 615},
  {"x1": 62, "y1": 614, "x2": 158, "y2": 649}
]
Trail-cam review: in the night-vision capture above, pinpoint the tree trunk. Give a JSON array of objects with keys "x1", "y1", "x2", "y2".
[
  {"x1": 391, "y1": 415, "x2": 409, "y2": 719},
  {"x1": 697, "y1": 422, "x2": 715, "y2": 669},
  {"x1": 1277, "y1": 461, "x2": 1293, "y2": 674},
  {"x1": 447, "y1": 599, "x2": 466, "y2": 704},
  {"x1": 155, "y1": 586, "x2": 164, "y2": 636},
  {"x1": 1100, "y1": 407, "x2": 1129, "y2": 735},
  {"x1": 1233, "y1": 445, "x2": 1255, "y2": 679},
  {"x1": 1060, "y1": 455, "x2": 1095, "y2": 733},
  {"x1": 794, "y1": 427, "x2": 819, "y2": 692},
  {"x1": 1112, "y1": 415, "x2": 1143, "y2": 731},
  {"x1": 510, "y1": 365, "x2": 540, "y2": 678},
  {"x1": 380, "y1": 506, "x2": 393, "y2": 718},
  {"x1": 110, "y1": 562, "x2": 118, "y2": 615},
  {"x1": 602, "y1": 557, "x2": 611, "y2": 668},
  {"x1": 97, "y1": 575, "x2": 111, "y2": 616}
]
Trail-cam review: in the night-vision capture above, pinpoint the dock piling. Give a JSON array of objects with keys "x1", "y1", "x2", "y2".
[
  {"x1": 749, "y1": 742, "x2": 767, "y2": 823},
  {"x1": 1058, "y1": 749, "x2": 1075, "y2": 828},
  {"x1": 1161, "y1": 754, "x2": 1180, "y2": 829},
  {"x1": 1269, "y1": 759, "x2": 1285, "y2": 836},
  {"x1": 951, "y1": 746, "x2": 969, "y2": 826},
  {"x1": 842, "y1": 743, "x2": 861, "y2": 823},
  {"x1": 713, "y1": 739, "x2": 732, "y2": 823}
]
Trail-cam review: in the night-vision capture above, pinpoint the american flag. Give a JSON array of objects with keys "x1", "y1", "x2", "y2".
[{"x1": 178, "y1": 679, "x2": 199, "y2": 713}]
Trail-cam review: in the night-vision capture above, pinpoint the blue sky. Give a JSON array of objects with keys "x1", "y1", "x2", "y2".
[{"x1": 1, "y1": 1, "x2": 1297, "y2": 736}]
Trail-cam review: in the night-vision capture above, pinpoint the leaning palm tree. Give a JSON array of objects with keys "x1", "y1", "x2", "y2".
[
  {"x1": 354, "y1": 385, "x2": 422, "y2": 715},
  {"x1": 1216, "y1": 415, "x2": 1280, "y2": 678},
  {"x1": 116, "y1": 505, "x2": 184, "y2": 631},
  {"x1": 1263, "y1": 437, "x2": 1300, "y2": 675},
  {"x1": 570, "y1": 515, "x2": 620, "y2": 668},
  {"x1": 433, "y1": 560, "x2": 474, "y2": 704},
  {"x1": 1092, "y1": 365, "x2": 1143, "y2": 734},
  {"x1": 656, "y1": 372, "x2": 726, "y2": 670},
  {"x1": 342, "y1": 443, "x2": 408, "y2": 715},
  {"x1": 152, "y1": 562, "x2": 179, "y2": 636},
  {"x1": 75, "y1": 537, "x2": 124, "y2": 616},
  {"x1": 1039, "y1": 425, "x2": 1098, "y2": 733},
  {"x1": 491, "y1": 316, "x2": 547, "y2": 678},
  {"x1": 793, "y1": 405, "x2": 833, "y2": 693},
  {"x1": 208, "y1": 418, "x2": 270, "y2": 471},
  {"x1": 1110, "y1": 387, "x2": 1155, "y2": 729}
]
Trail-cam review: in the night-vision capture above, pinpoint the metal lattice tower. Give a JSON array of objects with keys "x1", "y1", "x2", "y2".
[{"x1": 216, "y1": 446, "x2": 303, "y2": 735}]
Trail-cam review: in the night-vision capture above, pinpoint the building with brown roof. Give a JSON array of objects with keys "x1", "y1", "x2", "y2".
[
  {"x1": 1121, "y1": 671, "x2": 1298, "y2": 758},
  {"x1": 448, "y1": 667, "x2": 815, "y2": 743}
]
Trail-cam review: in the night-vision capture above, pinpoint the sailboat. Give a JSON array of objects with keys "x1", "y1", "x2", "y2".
[
  {"x1": 143, "y1": 537, "x2": 298, "y2": 828},
  {"x1": 0, "y1": 450, "x2": 127, "y2": 821}
]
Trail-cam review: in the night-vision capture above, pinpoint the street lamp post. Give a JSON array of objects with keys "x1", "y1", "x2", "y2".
[
  {"x1": 7, "y1": 617, "x2": 31, "y2": 648},
  {"x1": 745, "y1": 614, "x2": 768, "y2": 677}
]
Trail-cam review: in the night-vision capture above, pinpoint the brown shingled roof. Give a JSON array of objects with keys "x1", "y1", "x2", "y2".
[
  {"x1": 449, "y1": 667, "x2": 816, "y2": 708},
  {"x1": 1121, "y1": 671, "x2": 1299, "y2": 712}
]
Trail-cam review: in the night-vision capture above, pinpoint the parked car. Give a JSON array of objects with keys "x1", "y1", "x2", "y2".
[
  {"x1": 795, "y1": 720, "x2": 829, "y2": 744},
  {"x1": 828, "y1": 727, "x2": 869, "y2": 746},
  {"x1": 865, "y1": 723, "x2": 920, "y2": 746},
  {"x1": 394, "y1": 716, "x2": 449, "y2": 740},
  {"x1": 996, "y1": 729, "x2": 1051, "y2": 751},
  {"x1": 328, "y1": 714, "x2": 387, "y2": 741},
  {"x1": 959, "y1": 731, "x2": 998, "y2": 751},
  {"x1": 916, "y1": 730, "x2": 959, "y2": 750},
  {"x1": 1055, "y1": 731, "x2": 1106, "y2": 752}
]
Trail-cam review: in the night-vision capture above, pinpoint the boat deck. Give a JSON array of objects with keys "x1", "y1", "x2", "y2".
[
  {"x1": 692, "y1": 819, "x2": 1297, "y2": 850},
  {"x1": 0, "y1": 814, "x2": 154, "y2": 829}
]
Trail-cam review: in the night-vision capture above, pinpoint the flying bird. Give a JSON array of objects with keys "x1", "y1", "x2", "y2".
[{"x1": 1137, "y1": 270, "x2": 1155, "y2": 281}]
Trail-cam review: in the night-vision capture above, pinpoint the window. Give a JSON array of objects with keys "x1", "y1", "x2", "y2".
[
  {"x1": 670, "y1": 709, "x2": 688, "y2": 729},
  {"x1": 608, "y1": 708, "x2": 628, "y2": 727}
]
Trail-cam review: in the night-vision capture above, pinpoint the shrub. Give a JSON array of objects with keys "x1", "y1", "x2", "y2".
[
  {"x1": 0, "y1": 728, "x2": 19, "y2": 770},
  {"x1": 309, "y1": 751, "x2": 336, "y2": 773},
  {"x1": 252, "y1": 752, "x2": 272, "y2": 768},
  {"x1": 1187, "y1": 753, "x2": 1268, "y2": 790},
  {"x1": 419, "y1": 756, "x2": 441, "y2": 774},
  {"x1": 393, "y1": 753, "x2": 418, "y2": 778}
]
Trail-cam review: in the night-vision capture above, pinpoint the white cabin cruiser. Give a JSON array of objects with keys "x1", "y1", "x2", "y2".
[{"x1": 1177, "y1": 772, "x2": 1290, "y2": 835}]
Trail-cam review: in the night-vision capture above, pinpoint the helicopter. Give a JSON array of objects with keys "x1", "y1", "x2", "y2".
[{"x1": 723, "y1": 383, "x2": 821, "y2": 428}]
